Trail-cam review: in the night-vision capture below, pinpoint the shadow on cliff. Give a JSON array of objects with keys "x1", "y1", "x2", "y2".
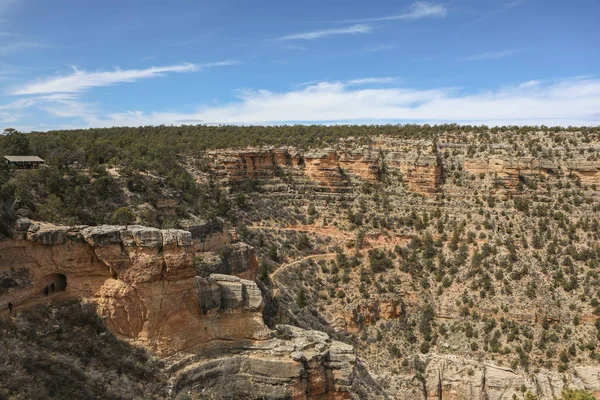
[
  {"x1": 257, "y1": 279, "x2": 279, "y2": 329},
  {"x1": 0, "y1": 299, "x2": 167, "y2": 400}
]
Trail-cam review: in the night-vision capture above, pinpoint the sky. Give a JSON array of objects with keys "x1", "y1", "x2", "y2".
[{"x1": 0, "y1": 0, "x2": 599, "y2": 131}]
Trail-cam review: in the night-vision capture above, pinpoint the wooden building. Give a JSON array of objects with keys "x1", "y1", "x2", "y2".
[{"x1": 3, "y1": 155, "x2": 45, "y2": 169}]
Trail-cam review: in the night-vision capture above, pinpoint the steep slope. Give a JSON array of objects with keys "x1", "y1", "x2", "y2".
[{"x1": 0, "y1": 220, "x2": 381, "y2": 399}]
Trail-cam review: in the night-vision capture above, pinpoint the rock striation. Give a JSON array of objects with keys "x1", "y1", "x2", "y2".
[
  {"x1": 194, "y1": 242, "x2": 259, "y2": 280},
  {"x1": 463, "y1": 157, "x2": 600, "y2": 192},
  {"x1": 206, "y1": 142, "x2": 442, "y2": 196},
  {"x1": 1, "y1": 221, "x2": 266, "y2": 355},
  {"x1": 169, "y1": 325, "x2": 359, "y2": 400},
  {"x1": 376, "y1": 354, "x2": 600, "y2": 400}
]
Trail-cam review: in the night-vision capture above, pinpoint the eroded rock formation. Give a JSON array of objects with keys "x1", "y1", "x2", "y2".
[
  {"x1": 169, "y1": 325, "x2": 359, "y2": 400},
  {"x1": 206, "y1": 142, "x2": 442, "y2": 196},
  {"x1": 0, "y1": 220, "x2": 367, "y2": 399},
  {"x1": 463, "y1": 157, "x2": 600, "y2": 192},
  {"x1": 376, "y1": 355, "x2": 600, "y2": 400}
]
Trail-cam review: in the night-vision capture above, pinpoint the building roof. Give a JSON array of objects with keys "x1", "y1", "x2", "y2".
[{"x1": 4, "y1": 155, "x2": 45, "y2": 162}]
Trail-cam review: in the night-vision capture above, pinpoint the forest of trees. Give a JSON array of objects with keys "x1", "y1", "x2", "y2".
[{"x1": 0, "y1": 124, "x2": 599, "y2": 232}]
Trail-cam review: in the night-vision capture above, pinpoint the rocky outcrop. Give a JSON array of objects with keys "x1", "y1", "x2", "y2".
[
  {"x1": 196, "y1": 273, "x2": 264, "y2": 313},
  {"x1": 345, "y1": 299, "x2": 402, "y2": 332},
  {"x1": 0, "y1": 221, "x2": 265, "y2": 355},
  {"x1": 339, "y1": 149, "x2": 381, "y2": 181},
  {"x1": 194, "y1": 242, "x2": 259, "y2": 280},
  {"x1": 375, "y1": 354, "x2": 600, "y2": 400},
  {"x1": 0, "y1": 220, "x2": 371, "y2": 399},
  {"x1": 385, "y1": 153, "x2": 441, "y2": 195},
  {"x1": 463, "y1": 157, "x2": 600, "y2": 190},
  {"x1": 303, "y1": 149, "x2": 350, "y2": 190},
  {"x1": 169, "y1": 325, "x2": 357, "y2": 400},
  {"x1": 206, "y1": 143, "x2": 442, "y2": 195}
]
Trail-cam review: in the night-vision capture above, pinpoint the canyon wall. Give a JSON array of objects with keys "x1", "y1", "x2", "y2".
[
  {"x1": 0, "y1": 220, "x2": 366, "y2": 399},
  {"x1": 207, "y1": 143, "x2": 442, "y2": 196},
  {"x1": 0, "y1": 220, "x2": 268, "y2": 355},
  {"x1": 463, "y1": 157, "x2": 600, "y2": 191}
]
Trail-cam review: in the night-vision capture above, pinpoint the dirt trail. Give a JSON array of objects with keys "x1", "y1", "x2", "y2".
[
  {"x1": 250, "y1": 224, "x2": 411, "y2": 246},
  {"x1": 270, "y1": 253, "x2": 337, "y2": 282},
  {"x1": 260, "y1": 223, "x2": 413, "y2": 288},
  {"x1": 270, "y1": 241, "x2": 409, "y2": 288},
  {"x1": 0, "y1": 291, "x2": 74, "y2": 318}
]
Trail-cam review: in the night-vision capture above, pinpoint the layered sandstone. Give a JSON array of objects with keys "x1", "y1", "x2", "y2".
[
  {"x1": 376, "y1": 354, "x2": 600, "y2": 400},
  {"x1": 0, "y1": 220, "x2": 267, "y2": 355},
  {"x1": 169, "y1": 325, "x2": 358, "y2": 400},
  {"x1": 205, "y1": 142, "x2": 442, "y2": 195},
  {"x1": 463, "y1": 157, "x2": 600, "y2": 191},
  {"x1": 194, "y1": 242, "x2": 259, "y2": 280},
  {"x1": 0, "y1": 220, "x2": 367, "y2": 399}
]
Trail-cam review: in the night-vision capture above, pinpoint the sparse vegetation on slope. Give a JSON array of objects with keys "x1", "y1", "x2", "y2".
[{"x1": 0, "y1": 300, "x2": 167, "y2": 400}]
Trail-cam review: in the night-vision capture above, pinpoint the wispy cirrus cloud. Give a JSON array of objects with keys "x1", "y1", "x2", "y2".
[
  {"x1": 344, "y1": 1, "x2": 447, "y2": 23},
  {"x1": 12, "y1": 61, "x2": 238, "y2": 95},
  {"x1": 0, "y1": 41, "x2": 50, "y2": 56},
  {"x1": 507, "y1": 0, "x2": 527, "y2": 8},
  {"x1": 279, "y1": 24, "x2": 371, "y2": 41},
  {"x1": 472, "y1": 0, "x2": 527, "y2": 23},
  {"x1": 295, "y1": 77, "x2": 398, "y2": 89},
  {"x1": 363, "y1": 44, "x2": 395, "y2": 52},
  {"x1": 463, "y1": 48, "x2": 528, "y2": 61},
  {"x1": 346, "y1": 77, "x2": 398, "y2": 85}
]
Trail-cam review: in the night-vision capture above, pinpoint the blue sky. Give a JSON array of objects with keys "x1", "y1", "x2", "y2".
[{"x1": 0, "y1": 0, "x2": 599, "y2": 130}]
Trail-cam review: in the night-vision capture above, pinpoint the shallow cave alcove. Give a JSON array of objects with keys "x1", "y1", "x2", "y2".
[{"x1": 40, "y1": 273, "x2": 68, "y2": 292}]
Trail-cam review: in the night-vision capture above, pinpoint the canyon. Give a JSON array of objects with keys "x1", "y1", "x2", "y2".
[
  {"x1": 0, "y1": 220, "x2": 374, "y2": 399},
  {"x1": 3, "y1": 129, "x2": 600, "y2": 399}
]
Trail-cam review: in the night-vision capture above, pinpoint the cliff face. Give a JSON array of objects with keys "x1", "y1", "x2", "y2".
[
  {"x1": 463, "y1": 157, "x2": 600, "y2": 192},
  {"x1": 0, "y1": 220, "x2": 267, "y2": 355},
  {"x1": 206, "y1": 142, "x2": 442, "y2": 196},
  {"x1": 375, "y1": 354, "x2": 600, "y2": 400},
  {"x1": 169, "y1": 325, "x2": 362, "y2": 400},
  {"x1": 0, "y1": 220, "x2": 366, "y2": 399}
]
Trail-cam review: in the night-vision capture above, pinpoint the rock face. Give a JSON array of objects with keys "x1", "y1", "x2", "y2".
[
  {"x1": 345, "y1": 299, "x2": 402, "y2": 332},
  {"x1": 196, "y1": 273, "x2": 264, "y2": 312},
  {"x1": 376, "y1": 354, "x2": 600, "y2": 400},
  {"x1": 385, "y1": 153, "x2": 441, "y2": 195},
  {"x1": 194, "y1": 242, "x2": 259, "y2": 280},
  {"x1": 207, "y1": 142, "x2": 442, "y2": 195},
  {"x1": 169, "y1": 325, "x2": 357, "y2": 400},
  {"x1": 0, "y1": 221, "x2": 268, "y2": 355},
  {"x1": 0, "y1": 220, "x2": 368, "y2": 399},
  {"x1": 463, "y1": 157, "x2": 600, "y2": 192}
]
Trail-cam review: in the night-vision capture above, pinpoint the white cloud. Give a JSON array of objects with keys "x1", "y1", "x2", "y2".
[
  {"x1": 0, "y1": 97, "x2": 36, "y2": 110},
  {"x1": 279, "y1": 24, "x2": 371, "y2": 41},
  {"x1": 364, "y1": 44, "x2": 395, "y2": 52},
  {"x1": 346, "y1": 77, "x2": 398, "y2": 85},
  {"x1": 463, "y1": 48, "x2": 527, "y2": 61},
  {"x1": 0, "y1": 41, "x2": 49, "y2": 56},
  {"x1": 518, "y1": 80, "x2": 540, "y2": 88},
  {"x1": 8, "y1": 77, "x2": 600, "y2": 129},
  {"x1": 12, "y1": 61, "x2": 238, "y2": 95},
  {"x1": 345, "y1": 1, "x2": 447, "y2": 22},
  {"x1": 507, "y1": 0, "x2": 527, "y2": 8},
  {"x1": 471, "y1": 0, "x2": 527, "y2": 24},
  {"x1": 78, "y1": 77, "x2": 600, "y2": 127}
]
